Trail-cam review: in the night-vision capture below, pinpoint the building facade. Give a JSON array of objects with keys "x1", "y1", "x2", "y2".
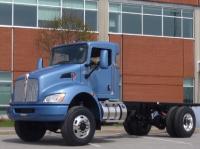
[{"x1": 0, "y1": 0, "x2": 199, "y2": 105}]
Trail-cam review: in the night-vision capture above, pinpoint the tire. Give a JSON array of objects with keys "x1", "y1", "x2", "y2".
[
  {"x1": 166, "y1": 106, "x2": 178, "y2": 137},
  {"x1": 15, "y1": 121, "x2": 46, "y2": 142},
  {"x1": 123, "y1": 112, "x2": 151, "y2": 136},
  {"x1": 174, "y1": 106, "x2": 196, "y2": 138},
  {"x1": 61, "y1": 106, "x2": 96, "y2": 146}
]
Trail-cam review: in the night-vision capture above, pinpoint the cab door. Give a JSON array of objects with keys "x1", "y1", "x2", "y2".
[{"x1": 88, "y1": 48, "x2": 113, "y2": 98}]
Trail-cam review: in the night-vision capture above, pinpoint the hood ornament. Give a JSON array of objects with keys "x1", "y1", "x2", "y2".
[{"x1": 25, "y1": 73, "x2": 29, "y2": 81}]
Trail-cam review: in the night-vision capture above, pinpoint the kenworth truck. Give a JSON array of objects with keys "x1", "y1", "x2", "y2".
[{"x1": 8, "y1": 41, "x2": 197, "y2": 145}]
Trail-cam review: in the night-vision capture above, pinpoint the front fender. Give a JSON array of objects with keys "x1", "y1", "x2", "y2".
[
  {"x1": 41, "y1": 82, "x2": 102, "y2": 121},
  {"x1": 41, "y1": 82, "x2": 96, "y2": 103}
]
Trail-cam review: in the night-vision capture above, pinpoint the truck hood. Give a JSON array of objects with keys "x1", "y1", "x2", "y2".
[
  {"x1": 29, "y1": 64, "x2": 79, "y2": 78},
  {"x1": 17, "y1": 64, "x2": 81, "y2": 96}
]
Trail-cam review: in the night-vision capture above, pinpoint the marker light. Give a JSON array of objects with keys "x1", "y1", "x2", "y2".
[{"x1": 71, "y1": 72, "x2": 77, "y2": 80}]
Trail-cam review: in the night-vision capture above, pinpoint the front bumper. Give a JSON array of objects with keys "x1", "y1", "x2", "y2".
[{"x1": 8, "y1": 104, "x2": 68, "y2": 121}]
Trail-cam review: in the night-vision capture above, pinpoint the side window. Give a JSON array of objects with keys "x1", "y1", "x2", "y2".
[
  {"x1": 91, "y1": 48, "x2": 100, "y2": 65},
  {"x1": 91, "y1": 48, "x2": 112, "y2": 66}
]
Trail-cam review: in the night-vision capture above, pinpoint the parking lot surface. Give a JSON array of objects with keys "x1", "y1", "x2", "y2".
[{"x1": 0, "y1": 127, "x2": 200, "y2": 149}]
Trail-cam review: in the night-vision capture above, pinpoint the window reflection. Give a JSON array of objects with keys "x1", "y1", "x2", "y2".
[
  {"x1": 109, "y1": 2, "x2": 193, "y2": 38},
  {"x1": 14, "y1": 5, "x2": 37, "y2": 27}
]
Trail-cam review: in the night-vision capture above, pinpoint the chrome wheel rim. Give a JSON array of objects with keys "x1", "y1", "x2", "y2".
[
  {"x1": 73, "y1": 115, "x2": 90, "y2": 139},
  {"x1": 183, "y1": 113, "x2": 193, "y2": 132}
]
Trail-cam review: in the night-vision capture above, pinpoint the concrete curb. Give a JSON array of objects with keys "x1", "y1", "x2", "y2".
[{"x1": 0, "y1": 127, "x2": 15, "y2": 135}]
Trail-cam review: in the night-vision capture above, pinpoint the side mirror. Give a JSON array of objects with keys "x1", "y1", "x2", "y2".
[
  {"x1": 37, "y1": 58, "x2": 43, "y2": 69},
  {"x1": 100, "y1": 50, "x2": 108, "y2": 69}
]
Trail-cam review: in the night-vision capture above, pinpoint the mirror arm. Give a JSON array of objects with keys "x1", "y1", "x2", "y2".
[{"x1": 85, "y1": 61, "x2": 96, "y2": 67}]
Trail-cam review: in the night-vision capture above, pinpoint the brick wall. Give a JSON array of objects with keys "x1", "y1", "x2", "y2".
[
  {"x1": 13, "y1": 28, "x2": 40, "y2": 80},
  {"x1": 0, "y1": 27, "x2": 98, "y2": 80},
  {"x1": 0, "y1": 28, "x2": 11, "y2": 71},
  {"x1": 109, "y1": 35, "x2": 194, "y2": 103}
]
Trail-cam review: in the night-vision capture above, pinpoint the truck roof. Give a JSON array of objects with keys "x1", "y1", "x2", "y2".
[{"x1": 52, "y1": 41, "x2": 120, "y2": 55}]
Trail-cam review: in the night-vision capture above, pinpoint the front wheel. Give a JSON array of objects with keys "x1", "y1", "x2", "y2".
[
  {"x1": 61, "y1": 106, "x2": 96, "y2": 146},
  {"x1": 15, "y1": 121, "x2": 46, "y2": 142}
]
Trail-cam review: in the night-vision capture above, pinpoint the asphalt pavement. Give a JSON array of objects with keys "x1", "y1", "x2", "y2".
[{"x1": 0, "y1": 126, "x2": 200, "y2": 149}]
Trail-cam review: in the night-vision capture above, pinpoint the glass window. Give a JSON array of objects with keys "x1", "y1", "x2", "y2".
[
  {"x1": 122, "y1": 14, "x2": 141, "y2": 34},
  {"x1": 14, "y1": 0, "x2": 37, "y2": 4},
  {"x1": 62, "y1": 8, "x2": 84, "y2": 22},
  {"x1": 164, "y1": 8, "x2": 181, "y2": 17},
  {"x1": 14, "y1": 5, "x2": 37, "y2": 26},
  {"x1": 85, "y1": 10, "x2": 97, "y2": 31},
  {"x1": 51, "y1": 44, "x2": 88, "y2": 65},
  {"x1": 163, "y1": 17, "x2": 181, "y2": 37},
  {"x1": 183, "y1": 19, "x2": 193, "y2": 38},
  {"x1": 85, "y1": 1, "x2": 97, "y2": 10},
  {"x1": 183, "y1": 9, "x2": 193, "y2": 18},
  {"x1": 63, "y1": 0, "x2": 84, "y2": 9},
  {"x1": 109, "y1": 12, "x2": 121, "y2": 33},
  {"x1": 109, "y1": 3, "x2": 121, "y2": 12},
  {"x1": 183, "y1": 78, "x2": 194, "y2": 104},
  {"x1": 0, "y1": 72, "x2": 11, "y2": 105},
  {"x1": 0, "y1": 0, "x2": 12, "y2": 2},
  {"x1": 143, "y1": 15, "x2": 162, "y2": 35},
  {"x1": 122, "y1": 4, "x2": 141, "y2": 13},
  {"x1": 143, "y1": 6, "x2": 162, "y2": 15},
  {"x1": 108, "y1": 2, "x2": 193, "y2": 39},
  {"x1": 38, "y1": 7, "x2": 60, "y2": 27},
  {"x1": 0, "y1": 3, "x2": 12, "y2": 25},
  {"x1": 39, "y1": 0, "x2": 60, "y2": 6}
]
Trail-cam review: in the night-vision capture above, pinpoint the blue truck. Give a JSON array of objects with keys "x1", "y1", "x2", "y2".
[{"x1": 8, "y1": 41, "x2": 196, "y2": 145}]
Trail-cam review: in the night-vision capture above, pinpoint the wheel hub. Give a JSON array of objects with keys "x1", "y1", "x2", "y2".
[
  {"x1": 80, "y1": 122, "x2": 86, "y2": 131},
  {"x1": 183, "y1": 113, "x2": 193, "y2": 132},
  {"x1": 73, "y1": 115, "x2": 90, "y2": 139}
]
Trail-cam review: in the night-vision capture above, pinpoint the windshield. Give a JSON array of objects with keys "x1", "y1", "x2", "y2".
[{"x1": 50, "y1": 44, "x2": 88, "y2": 65}]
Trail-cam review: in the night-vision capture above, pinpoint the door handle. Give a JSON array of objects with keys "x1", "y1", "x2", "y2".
[{"x1": 107, "y1": 84, "x2": 111, "y2": 91}]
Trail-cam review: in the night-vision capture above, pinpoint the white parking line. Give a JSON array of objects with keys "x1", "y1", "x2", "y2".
[
  {"x1": 143, "y1": 136, "x2": 193, "y2": 146},
  {"x1": 89, "y1": 143, "x2": 101, "y2": 148}
]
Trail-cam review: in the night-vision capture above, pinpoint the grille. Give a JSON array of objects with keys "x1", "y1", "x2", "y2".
[{"x1": 14, "y1": 79, "x2": 38, "y2": 102}]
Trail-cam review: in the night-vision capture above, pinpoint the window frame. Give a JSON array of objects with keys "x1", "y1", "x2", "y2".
[
  {"x1": 0, "y1": 71, "x2": 12, "y2": 106},
  {"x1": 90, "y1": 48, "x2": 112, "y2": 67},
  {"x1": 0, "y1": 3, "x2": 12, "y2": 25},
  {"x1": 183, "y1": 78, "x2": 194, "y2": 104},
  {"x1": 14, "y1": 4, "x2": 37, "y2": 27},
  {"x1": 109, "y1": 2, "x2": 194, "y2": 39},
  {"x1": 0, "y1": 0, "x2": 98, "y2": 32}
]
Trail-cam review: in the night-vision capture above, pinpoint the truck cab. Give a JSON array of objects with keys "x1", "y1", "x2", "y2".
[{"x1": 8, "y1": 41, "x2": 127, "y2": 145}]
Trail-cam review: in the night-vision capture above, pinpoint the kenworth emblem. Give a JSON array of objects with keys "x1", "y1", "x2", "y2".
[{"x1": 24, "y1": 73, "x2": 29, "y2": 100}]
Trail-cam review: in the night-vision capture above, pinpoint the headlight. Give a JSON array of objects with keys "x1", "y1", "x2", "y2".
[{"x1": 43, "y1": 93, "x2": 65, "y2": 103}]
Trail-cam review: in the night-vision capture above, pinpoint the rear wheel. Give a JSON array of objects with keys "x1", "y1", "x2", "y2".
[
  {"x1": 166, "y1": 106, "x2": 178, "y2": 137},
  {"x1": 15, "y1": 121, "x2": 46, "y2": 142},
  {"x1": 61, "y1": 106, "x2": 96, "y2": 146},
  {"x1": 124, "y1": 112, "x2": 151, "y2": 136},
  {"x1": 174, "y1": 106, "x2": 196, "y2": 138}
]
